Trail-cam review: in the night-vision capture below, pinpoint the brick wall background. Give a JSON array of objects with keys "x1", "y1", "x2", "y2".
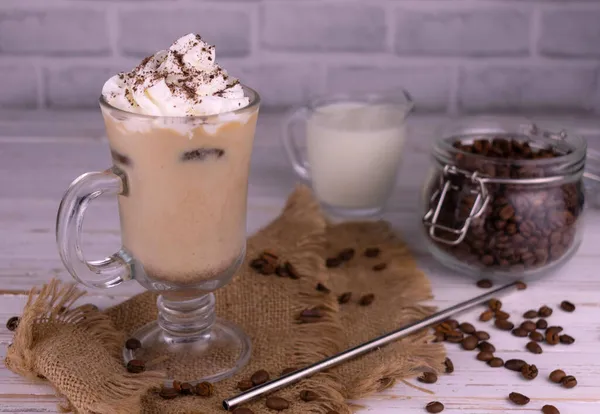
[{"x1": 1, "y1": 0, "x2": 600, "y2": 114}]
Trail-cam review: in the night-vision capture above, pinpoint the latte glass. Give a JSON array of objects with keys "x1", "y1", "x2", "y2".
[{"x1": 56, "y1": 86, "x2": 260, "y2": 384}]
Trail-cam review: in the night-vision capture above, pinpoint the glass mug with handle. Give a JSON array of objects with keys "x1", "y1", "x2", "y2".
[
  {"x1": 56, "y1": 86, "x2": 260, "y2": 384},
  {"x1": 282, "y1": 91, "x2": 414, "y2": 218}
]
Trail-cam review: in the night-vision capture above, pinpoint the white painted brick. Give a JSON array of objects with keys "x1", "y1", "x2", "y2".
[
  {"x1": 261, "y1": 4, "x2": 386, "y2": 52},
  {"x1": 118, "y1": 9, "x2": 250, "y2": 58},
  {"x1": 458, "y1": 66, "x2": 598, "y2": 113},
  {"x1": 395, "y1": 9, "x2": 530, "y2": 57},
  {"x1": 0, "y1": 10, "x2": 109, "y2": 56},
  {"x1": 326, "y1": 66, "x2": 451, "y2": 112},
  {"x1": 539, "y1": 10, "x2": 600, "y2": 58},
  {"x1": 0, "y1": 64, "x2": 38, "y2": 109}
]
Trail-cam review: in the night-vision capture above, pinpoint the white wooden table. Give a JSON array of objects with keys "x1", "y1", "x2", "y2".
[{"x1": 1, "y1": 110, "x2": 600, "y2": 413}]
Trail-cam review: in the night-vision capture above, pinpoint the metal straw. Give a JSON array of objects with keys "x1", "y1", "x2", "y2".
[{"x1": 223, "y1": 281, "x2": 521, "y2": 411}]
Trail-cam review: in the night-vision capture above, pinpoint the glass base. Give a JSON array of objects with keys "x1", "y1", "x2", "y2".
[
  {"x1": 123, "y1": 317, "x2": 251, "y2": 384},
  {"x1": 320, "y1": 202, "x2": 384, "y2": 221}
]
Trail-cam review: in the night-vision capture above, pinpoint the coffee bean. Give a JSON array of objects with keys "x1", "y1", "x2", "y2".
[
  {"x1": 488, "y1": 357, "x2": 504, "y2": 367},
  {"x1": 526, "y1": 341, "x2": 543, "y2": 354},
  {"x1": 546, "y1": 326, "x2": 563, "y2": 334},
  {"x1": 284, "y1": 262, "x2": 300, "y2": 279},
  {"x1": 476, "y1": 351, "x2": 494, "y2": 362},
  {"x1": 549, "y1": 369, "x2": 566, "y2": 383},
  {"x1": 529, "y1": 331, "x2": 544, "y2": 342},
  {"x1": 512, "y1": 328, "x2": 528, "y2": 337},
  {"x1": 126, "y1": 359, "x2": 145, "y2": 374},
  {"x1": 480, "y1": 310, "x2": 494, "y2": 322},
  {"x1": 494, "y1": 310, "x2": 510, "y2": 320},
  {"x1": 337, "y1": 248, "x2": 355, "y2": 262},
  {"x1": 232, "y1": 408, "x2": 255, "y2": 414},
  {"x1": 488, "y1": 298, "x2": 502, "y2": 311},
  {"x1": 445, "y1": 331, "x2": 464, "y2": 343},
  {"x1": 180, "y1": 382, "x2": 193, "y2": 395},
  {"x1": 159, "y1": 387, "x2": 179, "y2": 400},
  {"x1": 477, "y1": 279, "x2": 493, "y2": 288},
  {"x1": 561, "y1": 375, "x2": 577, "y2": 389},
  {"x1": 338, "y1": 292, "x2": 352, "y2": 304},
  {"x1": 559, "y1": 334, "x2": 575, "y2": 344},
  {"x1": 425, "y1": 401, "x2": 444, "y2": 413},
  {"x1": 546, "y1": 327, "x2": 562, "y2": 345},
  {"x1": 372, "y1": 263, "x2": 387, "y2": 271},
  {"x1": 364, "y1": 247, "x2": 380, "y2": 258},
  {"x1": 326, "y1": 257, "x2": 342, "y2": 268},
  {"x1": 521, "y1": 364, "x2": 538, "y2": 380},
  {"x1": 542, "y1": 405, "x2": 560, "y2": 414},
  {"x1": 315, "y1": 283, "x2": 330, "y2": 294},
  {"x1": 538, "y1": 306, "x2": 553, "y2": 317},
  {"x1": 359, "y1": 294, "x2": 375, "y2": 306},
  {"x1": 495, "y1": 319, "x2": 514, "y2": 331},
  {"x1": 237, "y1": 380, "x2": 254, "y2": 391},
  {"x1": 520, "y1": 321, "x2": 537, "y2": 332},
  {"x1": 281, "y1": 367, "x2": 297, "y2": 376},
  {"x1": 251, "y1": 369, "x2": 270, "y2": 386},
  {"x1": 475, "y1": 331, "x2": 490, "y2": 340},
  {"x1": 459, "y1": 322, "x2": 476, "y2": 334},
  {"x1": 6, "y1": 316, "x2": 19, "y2": 332},
  {"x1": 195, "y1": 381, "x2": 213, "y2": 397},
  {"x1": 446, "y1": 319, "x2": 459, "y2": 329},
  {"x1": 461, "y1": 335, "x2": 479, "y2": 351},
  {"x1": 299, "y1": 390, "x2": 319, "y2": 402},
  {"x1": 297, "y1": 308, "x2": 324, "y2": 323},
  {"x1": 560, "y1": 300, "x2": 575, "y2": 312},
  {"x1": 505, "y1": 359, "x2": 527, "y2": 372},
  {"x1": 444, "y1": 358, "x2": 454, "y2": 374},
  {"x1": 265, "y1": 396, "x2": 290, "y2": 411},
  {"x1": 523, "y1": 310, "x2": 538, "y2": 319},
  {"x1": 417, "y1": 372, "x2": 438, "y2": 384},
  {"x1": 536, "y1": 319, "x2": 548, "y2": 330},
  {"x1": 478, "y1": 341, "x2": 496, "y2": 353},
  {"x1": 509, "y1": 392, "x2": 530, "y2": 405},
  {"x1": 262, "y1": 250, "x2": 279, "y2": 262},
  {"x1": 125, "y1": 338, "x2": 141, "y2": 350},
  {"x1": 516, "y1": 281, "x2": 527, "y2": 290},
  {"x1": 172, "y1": 380, "x2": 181, "y2": 392}
]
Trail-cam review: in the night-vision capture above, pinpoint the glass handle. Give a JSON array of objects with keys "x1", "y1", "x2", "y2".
[
  {"x1": 56, "y1": 167, "x2": 133, "y2": 289},
  {"x1": 281, "y1": 107, "x2": 310, "y2": 181}
]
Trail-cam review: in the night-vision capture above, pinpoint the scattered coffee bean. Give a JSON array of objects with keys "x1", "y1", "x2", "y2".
[
  {"x1": 417, "y1": 372, "x2": 438, "y2": 384},
  {"x1": 372, "y1": 263, "x2": 387, "y2": 271},
  {"x1": 536, "y1": 319, "x2": 548, "y2": 330},
  {"x1": 159, "y1": 387, "x2": 179, "y2": 400},
  {"x1": 521, "y1": 364, "x2": 538, "y2": 380},
  {"x1": 560, "y1": 300, "x2": 575, "y2": 312},
  {"x1": 195, "y1": 382, "x2": 213, "y2": 397},
  {"x1": 559, "y1": 334, "x2": 575, "y2": 345},
  {"x1": 509, "y1": 392, "x2": 530, "y2": 406},
  {"x1": 476, "y1": 351, "x2": 494, "y2": 362},
  {"x1": 444, "y1": 358, "x2": 454, "y2": 374},
  {"x1": 445, "y1": 331, "x2": 464, "y2": 343},
  {"x1": 538, "y1": 306, "x2": 553, "y2": 317},
  {"x1": 172, "y1": 380, "x2": 181, "y2": 392},
  {"x1": 299, "y1": 390, "x2": 319, "y2": 402},
  {"x1": 516, "y1": 281, "x2": 527, "y2": 290},
  {"x1": 315, "y1": 283, "x2": 331, "y2": 294},
  {"x1": 561, "y1": 375, "x2": 577, "y2": 389},
  {"x1": 364, "y1": 247, "x2": 380, "y2": 258},
  {"x1": 281, "y1": 367, "x2": 297, "y2": 376},
  {"x1": 488, "y1": 299, "x2": 502, "y2": 311},
  {"x1": 529, "y1": 331, "x2": 544, "y2": 342},
  {"x1": 446, "y1": 319, "x2": 459, "y2": 329},
  {"x1": 326, "y1": 257, "x2": 342, "y2": 268},
  {"x1": 546, "y1": 328, "x2": 562, "y2": 345},
  {"x1": 180, "y1": 382, "x2": 193, "y2": 395},
  {"x1": 488, "y1": 357, "x2": 504, "y2": 368},
  {"x1": 520, "y1": 321, "x2": 537, "y2": 332},
  {"x1": 126, "y1": 359, "x2": 145, "y2": 374},
  {"x1": 338, "y1": 248, "x2": 355, "y2": 262},
  {"x1": 251, "y1": 369, "x2": 270, "y2": 386},
  {"x1": 232, "y1": 408, "x2": 255, "y2": 414},
  {"x1": 338, "y1": 292, "x2": 352, "y2": 304},
  {"x1": 526, "y1": 341, "x2": 543, "y2": 354},
  {"x1": 459, "y1": 322, "x2": 476, "y2": 334},
  {"x1": 512, "y1": 328, "x2": 528, "y2": 337},
  {"x1": 523, "y1": 310, "x2": 539, "y2": 319},
  {"x1": 549, "y1": 369, "x2": 566, "y2": 383},
  {"x1": 359, "y1": 294, "x2": 375, "y2": 306},
  {"x1": 504, "y1": 359, "x2": 527, "y2": 372},
  {"x1": 542, "y1": 405, "x2": 560, "y2": 414},
  {"x1": 6, "y1": 316, "x2": 19, "y2": 331},
  {"x1": 480, "y1": 310, "x2": 494, "y2": 322},
  {"x1": 265, "y1": 396, "x2": 290, "y2": 411},
  {"x1": 494, "y1": 310, "x2": 510, "y2": 320},
  {"x1": 284, "y1": 262, "x2": 300, "y2": 279},
  {"x1": 262, "y1": 250, "x2": 279, "y2": 262},
  {"x1": 477, "y1": 279, "x2": 493, "y2": 289},
  {"x1": 125, "y1": 338, "x2": 142, "y2": 350},
  {"x1": 547, "y1": 326, "x2": 563, "y2": 334},
  {"x1": 425, "y1": 401, "x2": 445, "y2": 413},
  {"x1": 495, "y1": 319, "x2": 514, "y2": 331},
  {"x1": 237, "y1": 380, "x2": 254, "y2": 391},
  {"x1": 297, "y1": 308, "x2": 325, "y2": 323},
  {"x1": 475, "y1": 331, "x2": 490, "y2": 341},
  {"x1": 461, "y1": 335, "x2": 479, "y2": 351},
  {"x1": 478, "y1": 341, "x2": 496, "y2": 353}
]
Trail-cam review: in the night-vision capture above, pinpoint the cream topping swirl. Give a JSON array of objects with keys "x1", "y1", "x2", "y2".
[{"x1": 102, "y1": 33, "x2": 249, "y2": 116}]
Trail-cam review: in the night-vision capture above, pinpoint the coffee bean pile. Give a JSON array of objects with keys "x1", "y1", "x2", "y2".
[
  {"x1": 159, "y1": 380, "x2": 215, "y2": 399},
  {"x1": 250, "y1": 250, "x2": 300, "y2": 279},
  {"x1": 426, "y1": 137, "x2": 584, "y2": 273}
]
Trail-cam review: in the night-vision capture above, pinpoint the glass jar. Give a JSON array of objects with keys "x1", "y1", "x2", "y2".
[{"x1": 421, "y1": 118, "x2": 587, "y2": 280}]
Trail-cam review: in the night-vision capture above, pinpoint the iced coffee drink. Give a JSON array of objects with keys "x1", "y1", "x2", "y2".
[{"x1": 101, "y1": 33, "x2": 259, "y2": 287}]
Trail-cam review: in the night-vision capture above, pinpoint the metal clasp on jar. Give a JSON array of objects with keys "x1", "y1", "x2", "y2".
[{"x1": 423, "y1": 165, "x2": 491, "y2": 245}]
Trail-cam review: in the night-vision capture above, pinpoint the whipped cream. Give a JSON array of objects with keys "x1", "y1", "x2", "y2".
[{"x1": 102, "y1": 33, "x2": 249, "y2": 117}]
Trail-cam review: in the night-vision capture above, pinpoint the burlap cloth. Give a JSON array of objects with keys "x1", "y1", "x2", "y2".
[{"x1": 5, "y1": 185, "x2": 445, "y2": 414}]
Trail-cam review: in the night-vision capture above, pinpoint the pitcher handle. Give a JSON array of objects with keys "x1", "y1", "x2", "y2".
[{"x1": 281, "y1": 107, "x2": 310, "y2": 181}]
